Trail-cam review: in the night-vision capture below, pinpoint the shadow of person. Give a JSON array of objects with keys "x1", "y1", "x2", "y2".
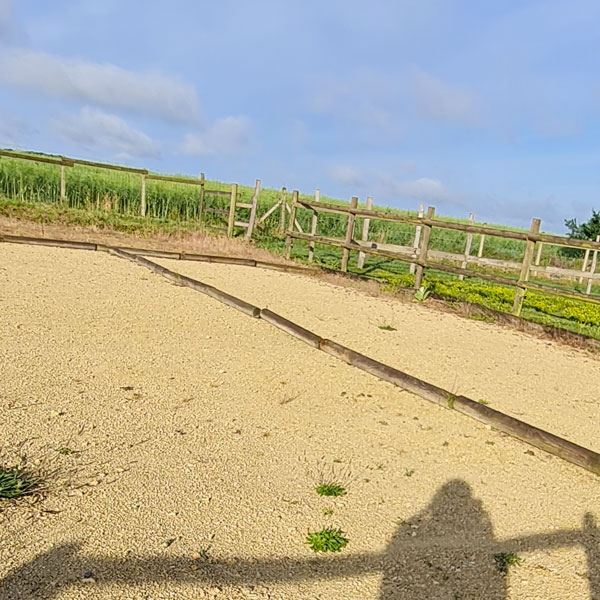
[
  {"x1": 0, "y1": 542, "x2": 84, "y2": 600},
  {"x1": 380, "y1": 479, "x2": 506, "y2": 599}
]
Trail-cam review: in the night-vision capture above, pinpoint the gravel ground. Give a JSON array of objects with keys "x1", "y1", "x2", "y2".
[{"x1": 1, "y1": 242, "x2": 599, "y2": 600}]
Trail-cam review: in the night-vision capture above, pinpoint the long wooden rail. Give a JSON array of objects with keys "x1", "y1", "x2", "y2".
[{"x1": 288, "y1": 199, "x2": 600, "y2": 313}]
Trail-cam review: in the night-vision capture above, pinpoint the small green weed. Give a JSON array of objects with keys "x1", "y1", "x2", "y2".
[
  {"x1": 0, "y1": 466, "x2": 39, "y2": 499},
  {"x1": 316, "y1": 483, "x2": 346, "y2": 497},
  {"x1": 57, "y1": 447, "x2": 75, "y2": 455},
  {"x1": 478, "y1": 399, "x2": 490, "y2": 406},
  {"x1": 195, "y1": 546, "x2": 211, "y2": 561},
  {"x1": 378, "y1": 324, "x2": 397, "y2": 331},
  {"x1": 306, "y1": 528, "x2": 349, "y2": 553},
  {"x1": 494, "y1": 552, "x2": 522, "y2": 574},
  {"x1": 468, "y1": 313, "x2": 497, "y2": 323},
  {"x1": 414, "y1": 285, "x2": 431, "y2": 302},
  {"x1": 404, "y1": 469, "x2": 415, "y2": 477},
  {"x1": 322, "y1": 507, "x2": 334, "y2": 516},
  {"x1": 447, "y1": 394, "x2": 456, "y2": 409}
]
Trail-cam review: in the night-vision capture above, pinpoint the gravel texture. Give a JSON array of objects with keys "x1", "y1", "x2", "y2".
[{"x1": 1, "y1": 242, "x2": 599, "y2": 600}]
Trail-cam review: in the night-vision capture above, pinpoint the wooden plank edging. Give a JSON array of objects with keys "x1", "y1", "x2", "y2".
[
  {"x1": 107, "y1": 249, "x2": 600, "y2": 476},
  {"x1": 319, "y1": 340, "x2": 600, "y2": 475},
  {"x1": 0, "y1": 234, "x2": 320, "y2": 274},
  {"x1": 108, "y1": 248, "x2": 261, "y2": 318}
]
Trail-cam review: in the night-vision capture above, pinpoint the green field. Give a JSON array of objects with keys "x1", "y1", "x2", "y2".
[{"x1": 1, "y1": 151, "x2": 599, "y2": 341}]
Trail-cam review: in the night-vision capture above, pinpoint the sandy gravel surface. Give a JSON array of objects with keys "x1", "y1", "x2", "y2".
[
  {"x1": 159, "y1": 258, "x2": 600, "y2": 453},
  {"x1": 1, "y1": 242, "x2": 599, "y2": 600}
]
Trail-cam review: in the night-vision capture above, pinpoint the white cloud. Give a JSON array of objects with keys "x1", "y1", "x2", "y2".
[
  {"x1": 327, "y1": 165, "x2": 366, "y2": 188},
  {"x1": 378, "y1": 175, "x2": 450, "y2": 202},
  {"x1": 180, "y1": 116, "x2": 252, "y2": 157},
  {"x1": 0, "y1": 49, "x2": 200, "y2": 123},
  {"x1": 327, "y1": 164, "x2": 458, "y2": 206},
  {"x1": 411, "y1": 70, "x2": 482, "y2": 125},
  {"x1": 53, "y1": 107, "x2": 158, "y2": 157}
]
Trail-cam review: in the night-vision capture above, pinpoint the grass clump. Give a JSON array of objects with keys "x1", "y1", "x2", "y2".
[
  {"x1": 0, "y1": 466, "x2": 39, "y2": 499},
  {"x1": 316, "y1": 483, "x2": 346, "y2": 497},
  {"x1": 378, "y1": 324, "x2": 397, "y2": 331},
  {"x1": 494, "y1": 552, "x2": 522, "y2": 574},
  {"x1": 306, "y1": 528, "x2": 349, "y2": 553}
]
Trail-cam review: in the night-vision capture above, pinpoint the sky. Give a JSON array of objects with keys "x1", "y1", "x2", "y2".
[{"x1": 1, "y1": 1, "x2": 599, "y2": 232}]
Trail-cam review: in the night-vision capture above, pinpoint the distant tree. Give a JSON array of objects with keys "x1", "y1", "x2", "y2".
[{"x1": 561, "y1": 209, "x2": 600, "y2": 257}]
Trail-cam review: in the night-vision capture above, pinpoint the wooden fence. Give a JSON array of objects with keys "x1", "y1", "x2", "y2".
[
  {"x1": 2, "y1": 148, "x2": 600, "y2": 314},
  {"x1": 0, "y1": 150, "x2": 260, "y2": 239},
  {"x1": 284, "y1": 195, "x2": 600, "y2": 316}
]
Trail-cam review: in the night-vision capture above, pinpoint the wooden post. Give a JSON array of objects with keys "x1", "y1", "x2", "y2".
[
  {"x1": 340, "y1": 196, "x2": 358, "y2": 272},
  {"x1": 459, "y1": 212, "x2": 475, "y2": 280},
  {"x1": 512, "y1": 218, "x2": 542, "y2": 316},
  {"x1": 409, "y1": 204, "x2": 425, "y2": 275},
  {"x1": 535, "y1": 242, "x2": 543, "y2": 266},
  {"x1": 357, "y1": 196, "x2": 373, "y2": 269},
  {"x1": 308, "y1": 190, "x2": 320, "y2": 263},
  {"x1": 478, "y1": 225, "x2": 487, "y2": 258},
  {"x1": 244, "y1": 179, "x2": 261, "y2": 241},
  {"x1": 227, "y1": 183, "x2": 238, "y2": 238},
  {"x1": 140, "y1": 174, "x2": 146, "y2": 217},
  {"x1": 579, "y1": 248, "x2": 591, "y2": 284},
  {"x1": 285, "y1": 190, "x2": 299, "y2": 259},
  {"x1": 414, "y1": 206, "x2": 435, "y2": 288},
  {"x1": 585, "y1": 235, "x2": 599, "y2": 295},
  {"x1": 60, "y1": 165, "x2": 66, "y2": 203},
  {"x1": 278, "y1": 187, "x2": 287, "y2": 234},
  {"x1": 198, "y1": 172, "x2": 205, "y2": 221}
]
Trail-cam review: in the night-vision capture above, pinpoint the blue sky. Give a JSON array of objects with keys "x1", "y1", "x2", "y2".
[{"x1": 1, "y1": 0, "x2": 599, "y2": 232}]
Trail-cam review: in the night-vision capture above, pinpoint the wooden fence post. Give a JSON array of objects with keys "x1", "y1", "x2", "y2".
[
  {"x1": 414, "y1": 206, "x2": 435, "y2": 289},
  {"x1": 198, "y1": 173, "x2": 205, "y2": 221},
  {"x1": 579, "y1": 249, "x2": 591, "y2": 284},
  {"x1": 244, "y1": 179, "x2": 261, "y2": 241},
  {"x1": 308, "y1": 189, "x2": 320, "y2": 263},
  {"x1": 535, "y1": 242, "x2": 543, "y2": 266},
  {"x1": 357, "y1": 196, "x2": 373, "y2": 269},
  {"x1": 459, "y1": 212, "x2": 475, "y2": 280},
  {"x1": 60, "y1": 165, "x2": 66, "y2": 203},
  {"x1": 585, "y1": 235, "x2": 599, "y2": 295},
  {"x1": 340, "y1": 196, "x2": 358, "y2": 272},
  {"x1": 278, "y1": 187, "x2": 287, "y2": 234},
  {"x1": 512, "y1": 218, "x2": 542, "y2": 316},
  {"x1": 409, "y1": 204, "x2": 425, "y2": 275},
  {"x1": 140, "y1": 174, "x2": 146, "y2": 217},
  {"x1": 227, "y1": 183, "x2": 238, "y2": 238},
  {"x1": 285, "y1": 190, "x2": 299, "y2": 259},
  {"x1": 478, "y1": 225, "x2": 487, "y2": 258}
]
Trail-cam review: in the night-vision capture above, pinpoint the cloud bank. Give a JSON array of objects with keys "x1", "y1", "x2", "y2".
[
  {"x1": 0, "y1": 49, "x2": 200, "y2": 123},
  {"x1": 53, "y1": 107, "x2": 158, "y2": 157}
]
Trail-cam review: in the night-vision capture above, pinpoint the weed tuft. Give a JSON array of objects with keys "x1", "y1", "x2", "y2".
[
  {"x1": 316, "y1": 483, "x2": 346, "y2": 497},
  {"x1": 378, "y1": 324, "x2": 397, "y2": 331},
  {"x1": 306, "y1": 528, "x2": 349, "y2": 553},
  {"x1": 414, "y1": 285, "x2": 431, "y2": 302},
  {"x1": 0, "y1": 466, "x2": 39, "y2": 499},
  {"x1": 494, "y1": 552, "x2": 522, "y2": 574}
]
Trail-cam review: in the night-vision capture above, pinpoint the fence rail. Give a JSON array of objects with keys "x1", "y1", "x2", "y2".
[{"x1": 286, "y1": 197, "x2": 600, "y2": 315}]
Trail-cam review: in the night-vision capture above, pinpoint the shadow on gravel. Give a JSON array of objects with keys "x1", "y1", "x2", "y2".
[{"x1": 2, "y1": 479, "x2": 598, "y2": 599}]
